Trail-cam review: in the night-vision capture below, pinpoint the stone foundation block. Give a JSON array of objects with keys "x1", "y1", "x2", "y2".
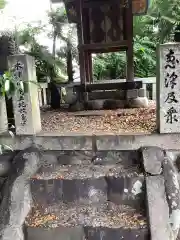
[
  {"x1": 138, "y1": 88, "x2": 147, "y2": 98},
  {"x1": 127, "y1": 97, "x2": 149, "y2": 108},
  {"x1": 126, "y1": 89, "x2": 138, "y2": 99}
]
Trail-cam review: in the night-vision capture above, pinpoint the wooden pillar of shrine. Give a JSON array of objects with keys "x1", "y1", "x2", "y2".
[
  {"x1": 126, "y1": 0, "x2": 134, "y2": 82},
  {"x1": 77, "y1": 0, "x2": 86, "y2": 85},
  {"x1": 85, "y1": 52, "x2": 93, "y2": 83},
  {"x1": 82, "y1": 7, "x2": 93, "y2": 83}
]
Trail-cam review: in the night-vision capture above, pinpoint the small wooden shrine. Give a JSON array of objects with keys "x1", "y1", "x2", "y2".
[{"x1": 62, "y1": 0, "x2": 149, "y2": 84}]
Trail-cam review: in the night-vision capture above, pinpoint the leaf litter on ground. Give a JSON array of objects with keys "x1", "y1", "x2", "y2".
[{"x1": 41, "y1": 100, "x2": 156, "y2": 134}]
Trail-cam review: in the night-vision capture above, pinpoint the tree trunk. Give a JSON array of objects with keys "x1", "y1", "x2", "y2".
[
  {"x1": 50, "y1": 30, "x2": 61, "y2": 109},
  {"x1": 50, "y1": 82, "x2": 60, "y2": 109},
  {"x1": 67, "y1": 40, "x2": 73, "y2": 82},
  {"x1": 52, "y1": 30, "x2": 57, "y2": 58}
]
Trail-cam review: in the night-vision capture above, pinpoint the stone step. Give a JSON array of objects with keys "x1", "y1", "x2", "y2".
[
  {"x1": 31, "y1": 164, "x2": 145, "y2": 209},
  {"x1": 41, "y1": 150, "x2": 140, "y2": 166},
  {"x1": 25, "y1": 226, "x2": 148, "y2": 240},
  {"x1": 25, "y1": 203, "x2": 149, "y2": 240}
]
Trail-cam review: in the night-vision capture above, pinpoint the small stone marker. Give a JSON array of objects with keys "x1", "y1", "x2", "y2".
[
  {"x1": 0, "y1": 96, "x2": 8, "y2": 133},
  {"x1": 8, "y1": 55, "x2": 41, "y2": 135},
  {"x1": 157, "y1": 43, "x2": 180, "y2": 133}
]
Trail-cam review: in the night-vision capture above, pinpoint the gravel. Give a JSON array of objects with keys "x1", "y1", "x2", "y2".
[
  {"x1": 41, "y1": 101, "x2": 156, "y2": 134},
  {"x1": 26, "y1": 203, "x2": 147, "y2": 228},
  {"x1": 32, "y1": 164, "x2": 142, "y2": 180}
]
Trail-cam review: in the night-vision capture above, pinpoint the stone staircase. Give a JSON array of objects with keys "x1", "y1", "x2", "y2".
[{"x1": 25, "y1": 150, "x2": 149, "y2": 240}]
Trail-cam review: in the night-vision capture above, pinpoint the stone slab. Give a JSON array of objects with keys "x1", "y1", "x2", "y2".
[
  {"x1": 86, "y1": 100, "x2": 104, "y2": 110},
  {"x1": 44, "y1": 150, "x2": 93, "y2": 165},
  {"x1": 141, "y1": 147, "x2": 164, "y2": 175},
  {"x1": 126, "y1": 97, "x2": 149, "y2": 108},
  {"x1": 0, "y1": 135, "x2": 93, "y2": 150},
  {"x1": 107, "y1": 175, "x2": 145, "y2": 210},
  {"x1": 93, "y1": 150, "x2": 140, "y2": 165},
  {"x1": 146, "y1": 176, "x2": 173, "y2": 240},
  {"x1": 26, "y1": 226, "x2": 84, "y2": 240},
  {"x1": 87, "y1": 90, "x2": 125, "y2": 100},
  {"x1": 96, "y1": 133, "x2": 180, "y2": 150},
  {"x1": 31, "y1": 177, "x2": 107, "y2": 205},
  {"x1": 157, "y1": 43, "x2": 180, "y2": 133},
  {"x1": 2, "y1": 133, "x2": 180, "y2": 151},
  {"x1": 103, "y1": 99, "x2": 125, "y2": 109},
  {"x1": 26, "y1": 226, "x2": 148, "y2": 240},
  {"x1": 30, "y1": 173, "x2": 144, "y2": 207},
  {"x1": 83, "y1": 227, "x2": 149, "y2": 240}
]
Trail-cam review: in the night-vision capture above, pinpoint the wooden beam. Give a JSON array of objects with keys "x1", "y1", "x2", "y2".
[
  {"x1": 86, "y1": 47, "x2": 127, "y2": 54},
  {"x1": 82, "y1": 0, "x2": 123, "y2": 9},
  {"x1": 79, "y1": 40, "x2": 128, "y2": 52}
]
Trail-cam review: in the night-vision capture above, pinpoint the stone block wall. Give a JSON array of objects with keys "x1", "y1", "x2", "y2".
[{"x1": 0, "y1": 134, "x2": 180, "y2": 239}]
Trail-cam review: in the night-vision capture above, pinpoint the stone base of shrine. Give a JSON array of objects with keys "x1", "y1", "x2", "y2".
[
  {"x1": 57, "y1": 80, "x2": 148, "y2": 111},
  {"x1": 68, "y1": 88, "x2": 148, "y2": 111},
  {"x1": 83, "y1": 97, "x2": 148, "y2": 111}
]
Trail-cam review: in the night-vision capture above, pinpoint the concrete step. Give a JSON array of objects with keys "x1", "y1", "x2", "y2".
[
  {"x1": 25, "y1": 203, "x2": 149, "y2": 240},
  {"x1": 31, "y1": 164, "x2": 145, "y2": 209}
]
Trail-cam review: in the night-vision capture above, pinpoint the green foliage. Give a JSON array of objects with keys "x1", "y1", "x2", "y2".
[
  {"x1": 93, "y1": 35, "x2": 156, "y2": 80},
  {"x1": 0, "y1": 144, "x2": 13, "y2": 155},
  {"x1": 2, "y1": 0, "x2": 179, "y2": 83},
  {"x1": 133, "y1": 36, "x2": 156, "y2": 77},
  {"x1": 16, "y1": 24, "x2": 67, "y2": 82},
  {"x1": 48, "y1": 7, "x2": 68, "y2": 34},
  {"x1": 93, "y1": 0, "x2": 180, "y2": 80},
  {"x1": 148, "y1": 0, "x2": 180, "y2": 43},
  {"x1": 0, "y1": 71, "x2": 40, "y2": 99},
  {"x1": 12, "y1": 7, "x2": 77, "y2": 83},
  {"x1": 0, "y1": 71, "x2": 18, "y2": 98},
  {"x1": 27, "y1": 42, "x2": 65, "y2": 81},
  {"x1": 93, "y1": 53, "x2": 126, "y2": 80},
  {"x1": 48, "y1": 7, "x2": 77, "y2": 82},
  {"x1": 0, "y1": 0, "x2": 6, "y2": 10}
]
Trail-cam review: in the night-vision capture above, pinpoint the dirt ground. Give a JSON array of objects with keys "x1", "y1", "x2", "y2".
[{"x1": 41, "y1": 100, "x2": 156, "y2": 134}]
